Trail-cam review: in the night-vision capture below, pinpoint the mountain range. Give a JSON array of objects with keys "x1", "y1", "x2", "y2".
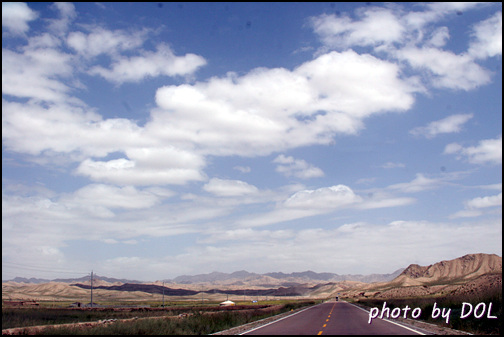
[
  {"x1": 340, "y1": 253, "x2": 502, "y2": 300},
  {"x1": 169, "y1": 269, "x2": 404, "y2": 285},
  {"x1": 3, "y1": 253, "x2": 501, "y2": 302},
  {"x1": 4, "y1": 269, "x2": 404, "y2": 286}
]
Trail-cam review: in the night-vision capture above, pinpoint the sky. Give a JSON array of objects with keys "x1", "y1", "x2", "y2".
[{"x1": 2, "y1": 2, "x2": 502, "y2": 282}]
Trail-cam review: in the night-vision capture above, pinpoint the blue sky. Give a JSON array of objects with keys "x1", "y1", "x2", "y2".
[{"x1": 2, "y1": 2, "x2": 502, "y2": 282}]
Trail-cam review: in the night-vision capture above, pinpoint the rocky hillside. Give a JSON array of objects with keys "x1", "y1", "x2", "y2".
[
  {"x1": 340, "y1": 253, "x2": 502, "y2": 300},
  {"x1": 392, "y1": 253, "x2": 502, "y2": 286}
]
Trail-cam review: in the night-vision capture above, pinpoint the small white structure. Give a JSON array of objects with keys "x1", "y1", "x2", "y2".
[{"x1": 219, "y1": 300, "x2": 235, "y2": 307}]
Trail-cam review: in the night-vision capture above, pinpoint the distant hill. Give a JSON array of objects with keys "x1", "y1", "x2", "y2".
[
  {"x1": 5, "y1": 269, "x2": 402, "y2": 287},
  {"x1": 4, "y1": 253, "x2": 501, "y2": 302},
  {"x1": 9, "y1": 277, "x2": 51, "y2": 284},
  {"x1": 5, "y1": 275, "x2": 142, "y2": 285},
  {"x1": 6, "y1": 269, "x2": 404, "y2": 287},
  {"x1": 171, "y1": 269, "x2": 404, "y2": 285}
]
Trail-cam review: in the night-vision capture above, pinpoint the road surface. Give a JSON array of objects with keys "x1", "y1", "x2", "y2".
[{"x1": 242, "y1": 301, "x2": 424, "y2": 335}]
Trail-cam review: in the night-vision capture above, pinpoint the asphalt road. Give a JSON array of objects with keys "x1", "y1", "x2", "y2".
[{"x1": 242, "y1": 301, "x2": 424, "y2": 335}]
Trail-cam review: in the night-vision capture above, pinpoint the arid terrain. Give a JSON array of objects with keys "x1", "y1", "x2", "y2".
[
  {"x1": 339, "y1": 253, "x2": 502, "y2": 300},
  {"x1": 2, "y1": 253, "x2": 502, "y2": 335},
  {"x1": 2, "y1": 253, "x2": 501, "y2": 304}
]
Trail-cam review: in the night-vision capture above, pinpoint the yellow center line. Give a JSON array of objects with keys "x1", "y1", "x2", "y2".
[{"x1": 319, "y1": 302, "x2": 336, "y2": 336}]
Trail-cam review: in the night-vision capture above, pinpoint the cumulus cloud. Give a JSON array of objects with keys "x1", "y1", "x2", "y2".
[
  {"x1": 203, "y1": 178, "x2": 259, "y2": 197},
  {"x1": 310, "y1": 3, "x2": 497, "y2": 91},
  {"x1": 396, "y1": 47, "x2": 491, "y2": 90},
  {"x1": 410, "y1": 113, "x2": 473, "y2": 138},
  {"x1": 68, "y1": 184, "x2": 161, "y2": 210},
  {"x1": 67, "y1": 28, "x2": 147, "y2": 57},
  {"x1": 311, "y1": 8, "x2": 405, "y2": 49},
  {"x1": 48, "y1": 2, "x2": 76, "y2": 36},
  {"x1": 2, "y1": 2, "x2": 38, "y2": 35},
  {"x1": 468, "y1": 11, "x2": 502, "y2": 59},
  {"x1": 2, "y1": 47, "x2": 75, "y2": 103},
  {"x1": 451, "y1": 192, "x2": 502, "y2": 219},
  {"x1": 444, "y1": 135, "x2": 502, "y2": 165},
  {"x1": 76, "y1": 156, "x2": 206, "y2": 186},
  {"x1": 273, "y1": 155, "x2": 324, "y2": 179},
  {"x1": 284, "y1": 185, "x2": 362, "y2": 209},
  {"x1": 89, "y1": 44, "x2": 207, "y2": 83},
  {"x1": 465, "y1": 192, "x2": 502, "y2": 209},
  {"x1": 150, "y1": 50, "x2": 415, "y2": 157},
  {"x1": 428, "y1": 26, "x2": 450, "y2": 47},
  {"x1": 1, "y1": 101, "x2": 148, "y2": 158}
]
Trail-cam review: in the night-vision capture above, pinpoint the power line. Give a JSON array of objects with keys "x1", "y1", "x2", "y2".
[{"x1": 2, "y1": 261, "x2": 88, "y2": 276}]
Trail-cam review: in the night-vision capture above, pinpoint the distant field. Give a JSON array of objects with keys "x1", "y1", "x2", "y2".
[{"x1": 2, "y1": 299, "x2": 320, "y2": 333}]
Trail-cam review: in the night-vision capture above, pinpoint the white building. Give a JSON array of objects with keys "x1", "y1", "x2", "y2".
[{"x1": 219, "y1": 300, "x2": 235, "y2": 306}]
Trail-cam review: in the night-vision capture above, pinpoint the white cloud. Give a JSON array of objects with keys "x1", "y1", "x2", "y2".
[
  {"x1": 237, "y1": 185, "x2": 363, "y2": 227},
  {"x1": 358, "y1": 196, "x2": 416, "y2": 210},
  {"x1": 2, "y1": 47, "x2": 75, "y2": 103},
  {"x1": 201, "y1": 228, "x2": 295, "y2": 244},
  {"x1": 273, "y1": 155, "x2": 324, "y2": 179},
  {"x1": 311, "y1": 8, "x2": 405, "y2": 49},
  {"x1": 404, "y1": 3, "x2": 485, "y2": 32},
  {"x1": 450, "y1": 192, "x2": 502, "y2": 219},
  {"x1": 68, "y1": 184, "x2": 161, "y2": 210},
  {"x1": 89, "y1": 44, "x2": 207, "y2": 83},
  {"x1": 67, "y1": 28, "x2": 147, "y2": 58},
  {"x1": 468, "y1": 11, "x2": 502, "y2": 59},
  {"x1": 2, "y1": 2, "x2": 38, "y2": 36},
  {"x1": 396, "y1": 47, "x2": 491, "y2": 90},
  {"x1": 76, "y1": 156, "x2": 206, "y2": 186},
  {"x1": 150, "y1": 50, "x2": 415, "y2": 157},
  {"x1": 444, "y1": 135, "x2": 502, "y2": 165},
  {"x1": 428, "y1": 26, "x2": 450, "y2": 47},
  {"x1": 1, "y1": 101, "x2": 148, "y2": 158},
  {"x1": 203, "y1": 178, "x2": 259, "y2": 197},
  {"x1": 283, "y1": 185, "x2": 361, "y2": 210},
  {"x1": 388, "y1": 173, "x2": 443, "y2": 193},
  {"x1": 311, "y1": 3, "x2": 496, "y2": 92},
  {"x1": 410, "y1": 113, "x2": 473, "y2": 138},
  {"x1": 465, "y1": 192, "x2": 502, "y2": 209},
  {"x1": 48, "y1": 2, "x2": 76, "y2": 36},
  {"x1": 449, "y1": 209, "x2": 483, "y2": 219}
]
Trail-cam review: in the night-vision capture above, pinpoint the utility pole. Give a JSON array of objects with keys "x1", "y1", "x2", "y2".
[
  {"x1": 90, "y1": 270, "x2": 93, "y2": 308},
  {"x1": 162, "y1": 281, "x2": 165, "y2": 308}
]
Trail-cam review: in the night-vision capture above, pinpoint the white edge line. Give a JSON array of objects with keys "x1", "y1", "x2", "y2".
[
  {"x1": 238, "y1": 302, "x2": 325, "y2": 335},
  {"x1": 347, "y1": 302, "x2": 426, "y2": 335}
]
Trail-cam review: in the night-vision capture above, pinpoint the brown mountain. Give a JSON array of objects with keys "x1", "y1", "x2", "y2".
[
  {"x1": 339, "y1": 253, "x2": 502, "y2": 300},
  {"x1": 4, "y1": 253, "x2": 501, "y2": 302},
  {"x1": 392, "y1": 253, "x2": 502, "y2": 286}
]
